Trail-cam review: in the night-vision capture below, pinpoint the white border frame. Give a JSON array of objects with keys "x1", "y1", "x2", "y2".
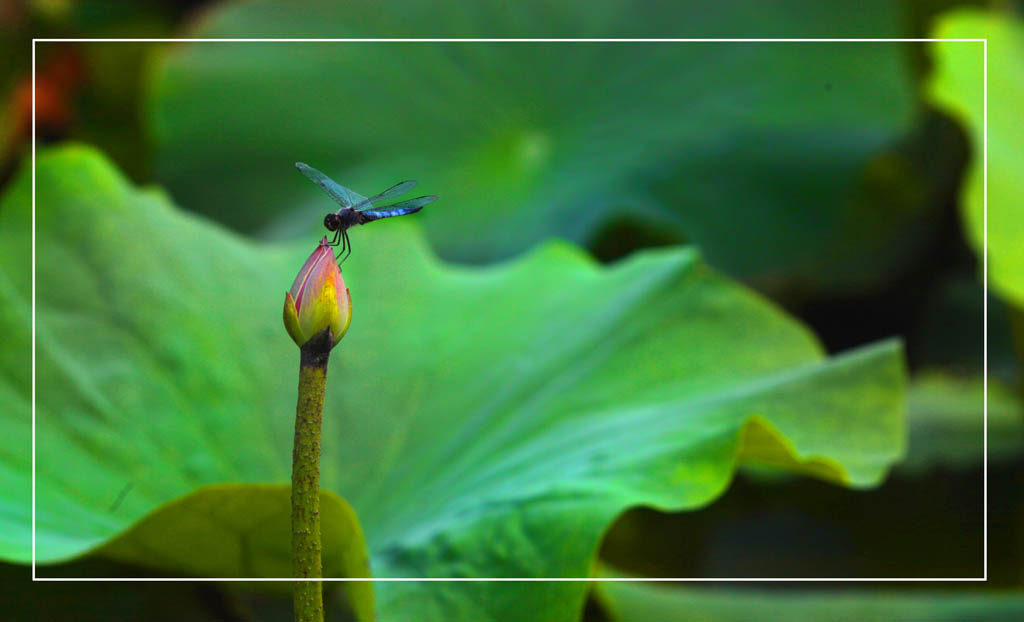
[{"x1": 30, "y1": 37, "x2": 988, "y2": 583}]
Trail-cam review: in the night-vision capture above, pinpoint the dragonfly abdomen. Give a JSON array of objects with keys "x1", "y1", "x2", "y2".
[{"x1": 361, "y1": 206, "x2": 424, "y2": 221}]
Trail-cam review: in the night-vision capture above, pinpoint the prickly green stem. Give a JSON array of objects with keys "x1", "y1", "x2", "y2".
[{"x1": 292, "y1": 328, "x2": 333, "y2": 622}]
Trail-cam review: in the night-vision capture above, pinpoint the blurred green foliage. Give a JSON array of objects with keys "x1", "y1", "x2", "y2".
[
  {"x1": 903, "y1": 371, "x2": 1022, "y2": 473},
  {"x1": 929, "y1": 10, "x2": 1024, "y2": 307},
  {"x1": 147, "y1": 0, "x2": 931, "y2": 296},
  {"x1": 1, "y1": 1, "x2": 193, "y2": 185},
  {"x1": 596, "y1": 578, "x2": 1024, "y2": 622}
]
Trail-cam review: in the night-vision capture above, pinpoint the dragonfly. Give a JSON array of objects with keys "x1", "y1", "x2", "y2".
[{"x1": 296, "y1": 162, "x2": 438, "y2": 262}]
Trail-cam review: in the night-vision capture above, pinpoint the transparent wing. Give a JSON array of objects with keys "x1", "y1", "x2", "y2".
[
  {"x1": 295, "y1": 162, "x2": 368, "y2": 209},
  {"x1": 353, "y1": 180, "x2": 418, "y2": 211},
  {"x1": 361, "y1": 195, "x2": 438, "y2": 221}
]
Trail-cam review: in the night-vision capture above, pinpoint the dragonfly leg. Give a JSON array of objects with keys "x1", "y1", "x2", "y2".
[
  {"x1": 334, "y1": 230, "x2": 347, "y2": 261},
  {"x1": 340, "y1": 230, "x2": 353, "y2": 264},
  {"x1": 327, "y1": 229, "x2": 341, "y2": 247}
]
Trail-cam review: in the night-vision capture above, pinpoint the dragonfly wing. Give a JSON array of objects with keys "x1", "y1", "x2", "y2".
[
  {"x1": 295, "y1": 162, "x2": 367, "y2": 208},
  {"x1": 361, "y1": 195, "x2": 438, "y2": 221},
  {"x1": 354, "y1": 180, "x2": 418, "y2": 210}
]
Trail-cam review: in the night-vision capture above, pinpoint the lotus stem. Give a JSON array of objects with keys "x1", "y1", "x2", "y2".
[{"x1": 292, "y1": 328, "x2": 333, "y2": 622}]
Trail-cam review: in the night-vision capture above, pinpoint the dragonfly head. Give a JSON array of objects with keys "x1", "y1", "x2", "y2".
[{"x1": 323, "y1": 212, "x2": 343, "y2": 231}]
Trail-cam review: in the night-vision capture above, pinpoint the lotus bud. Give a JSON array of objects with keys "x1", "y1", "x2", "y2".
[{"x1": 284, "y1": 237, "x2": 352, "y2": 348}]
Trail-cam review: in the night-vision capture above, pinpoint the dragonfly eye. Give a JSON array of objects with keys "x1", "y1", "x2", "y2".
[{"x1": 324, "y1": 213, "x2": 341, "y2": 231}]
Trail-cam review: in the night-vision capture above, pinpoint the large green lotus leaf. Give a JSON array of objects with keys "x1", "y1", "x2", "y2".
[
  {"x1": 147, "y1": 0, "x2": 916, "y2": 288},
  {"x1": 596, "y1": 576, "x2": 1024, "y2": 622},
  {"x1": 0, "y1": 146, "x2": 905, "y2": 621},
  {"x1": 929, "y1": 11, "x2": 1023, "y2": 305}
]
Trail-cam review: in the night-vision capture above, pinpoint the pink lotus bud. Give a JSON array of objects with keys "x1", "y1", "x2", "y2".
[{"x1": 283, "y1": 237, "x2": 352, "y2": 348}]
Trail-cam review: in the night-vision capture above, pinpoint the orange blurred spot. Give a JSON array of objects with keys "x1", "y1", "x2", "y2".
[{"x1": 9, "y1": 46, "x2": 84, "y2": 143}]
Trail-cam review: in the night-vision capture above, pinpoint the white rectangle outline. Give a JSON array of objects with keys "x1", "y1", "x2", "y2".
[{"x1": 30, "y1": 37, "x2": 988, "y2": 582}]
